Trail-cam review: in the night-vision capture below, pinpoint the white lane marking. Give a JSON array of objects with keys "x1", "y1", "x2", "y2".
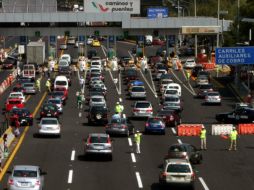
[
  {"x1": 148, "y1": 69, "x2": 156, "y2": 92},
  {"x1": 101, "y1": 45, "x2": 107, "y2": 57},
  {"x1": 119, "y1": 98, "x2": 122, "y2": 102},
  {"x1": 135, "y1": 172, "x2": 143, "y2": 188},
  {"x1": 170, "y1": 69, "x2": 196, "y2": 96},
  {"x1": 68, "y1": 170, "x2": 73, "y2": 184},
  {"x1": 79, "y1": 112, "x2": 82, "y2": 117},
  {"x1": 131, "y1": 153, "x2": 136, "y2": 163},
  {"x1": 128, "y1": 137, "x2": 133, "y2": 146},
  {"x1": 108, "y1": 70, "x2": 120, "y2": 95},
  {"x1": 123, "y1": 114, "x2": 126, "y2": 118},
  {"x1": 128, "y1": 50, "x2": 134, "y2": 59},
  {"x1": 139, "y1": 70, "x2": 158, "y2": 98},
  {"x1": 177, "y1": 139, "x2": 182, "y2": 144},
  {"x1": 171, "y1": 128, "x2": 176, "y2": 135},
  {"x1": 199, "y1": 177, "x2": 210, "y2": 190},
  {"x1": 71, "y1": 150, "x2": 75, "y2": 161},
  {"x1": 182, "y1": 69, "x2": 196, "y2": 94},
  {"x1": 118, "y1": 69, "x2": 122, "y2": 95}
]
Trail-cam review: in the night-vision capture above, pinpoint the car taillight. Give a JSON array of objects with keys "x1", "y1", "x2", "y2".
[
  {"x1": 41, "y1": 112, "x2": 44, "y2": 115},
  {"x1": 29, "y1": 114, "x2": 33, "y2": 118},
  {"x1": 169, "y1": 115, "x2": 174, "y2": 121},
  {"x1": 122, "y1": 125, "x2": 127, "y2": 129},
  {"x1": 107, "y1": 138, "x2": 111, "y2": 144},
  {"x1": 160, "y1": 172, "x2": 167, "y2": 179},
  {"x1": 35, "y1": 180, "x2": 40, "y2": 186},
  {"x1": 146, "y1": 108, "x2": 152, "y2": 112},
  {"x1": 145, "y1": 123, "x2": 149, "y2": 127},
  {"x1": 133, "y1": 108, "x2": 139, "y2": 112},
  {"x1": 8, "y1": 179, "x2": 14, "y2": 185}
]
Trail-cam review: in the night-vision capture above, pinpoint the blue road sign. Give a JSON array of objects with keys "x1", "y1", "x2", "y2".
[
  {"x1": 138, "y1": 36, "x2": 144, "y2": 42},
  {"x1": 167, "y1": 35, "x2": 175, "y2": 47},
  {"x1": 20, "y1": 36, "x2": 27, "y2": 44},
  {"x1": 50, "y1": 36, "x2": 56, "y2": 43},
  {"x1": 79, "y1": 35, "x2": 85, "y2": 42},
  {"x1": 147, "y1": 8, "x2": 169, "y2": 19},
  {"x1": 109, "y1": 35, "x2": 115, "y2": 42},
  {"x1": 216, "y1": 47, "x2": 254, "y2": 65}
]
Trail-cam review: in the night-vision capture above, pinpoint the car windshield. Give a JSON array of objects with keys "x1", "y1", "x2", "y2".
[
  {"x1": 126, "y1": 69, "x2": 137, "y2": 75},
  {"x1": 9, "y1": 100, "x2": 21, "y2": 104},
  {"x1": 23, "y1": 83, "x2": 34, "y2": 87},
  {"x1": 167, "y1": 164, "x2": 191, "y2": 173},
  {"x1": 13, "y1": 170, "x2": 37, "y2": 177},
  {"x1": 165, "y1": 90, "x2": 177, "y2": 95},
  {"x1": 90, "y1": 136, "x2": 108, "y2": 143},
  {"x1": 91, "y1": 106, "x2": 107, "y2": 112},
  {"x1": 169, "y1": 145, "x2": 186, "y2": 152},
  {"x1": 148, "y1": 118, "x2": 162, "y2": 124},
  {"x1": 164, "y1": 97, "x2": 179, "y2": 102},
  {"x1": 12, "y1": 109, "x2": 30, "y2": 115},
  {"x1": 135, "y1": 102, "x2": 151, "y2": 108},
  {"x1": 56, "y1": 81, "x2": 67, "y2": 85},
  {"x1": 111, "y1": 118, "x2": 126, "y2": 124},
  {"x1": 200, "y1": 84, "x2": 213, "y2": 89},
  {"x1": 48, "y1": 99, "x2": 61, "y2": 104},
  {"x1": 91, "y1": 62, "x2": 100, "y2": 66},
  {"x1": 207, "y1": 92, "x2": 219, "y2": 96},
  {"x1": 158, "y1": 110, "x2": 174, "y2": 116},
  {"x1": 43, "y1": 105, "x2": 56, "y2": 111},
  {"x1": 52, "y1": 91, "x2": 64, "y2": 96},
  {"x1": 92, "y1": 98, "x2": 104, "y2": 102},
  {"x1": 59, "y1": 61, "x2": 68, "y2": 67},
  {"x1": 132, "y1": 87, "x2": 145, "y2": 92},
  {"x1": 163, "y1": 103, "x2": 180, "y2": 108},
  {"x1": 41, "y1": 119, "x2": 58, "y2": 125}
]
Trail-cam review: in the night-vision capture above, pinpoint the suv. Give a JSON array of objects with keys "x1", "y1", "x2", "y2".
[
  {"x1": 132, "y1": 101, "x2": 153, "y2": 118},
  {"x1": 7, "y1": 165, "x2": 46, "y2": 190},
  {"x1": 165, "y1": 143, "x2": 202, "y2": 164},
  {"x1": 87, "y1": 105, "x2": 108, "y2": 125},
  {"x1": 84, "y1": 133, "x2": 113, "y2": 160},
  {"x1": 159, "y1": 159, "x2": 195, "y2": 188}
]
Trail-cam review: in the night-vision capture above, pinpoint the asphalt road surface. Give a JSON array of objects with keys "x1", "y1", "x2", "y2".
[{"x1": 0, "y1": 41, "x2": 253, "y2": 190}]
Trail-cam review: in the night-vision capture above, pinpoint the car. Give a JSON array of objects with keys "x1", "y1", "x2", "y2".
[
  {"x1": 184, "y1": 58, "x2": 196, "y2": 69},
  {"x1": 60, "y1": 54, "x2": 71, "y2": 65},
  {"x1": 9, "y1": 107, "x2": 33, "y2": 126},
  {"x1": 196, "y1": 84, "x2": 213, "y2": 98},
  {"x1": 132, "y1": 101, "x2": 153, "y2": 118},
  {"x1": 191, "y1": 64, "x2": 204, "y2": 78},
  {"x1": 119, "y1": 56, "x2": 132, "y2": 66},
  {"x1": 162, "y1": 89, "x2": 179, "y2": 100},
  {"x1": 195, "y1": 75, "x2": 209, "y2": 86},
  {"x1": 49, "y1": 90, "x2": 68, "y2": 104},
  {"x1": 38, "y1": 117, "x2": 61, "y2": 137},
  {"x1": 7, "y1": 165, "x2": 46, "y2": 190},
  {"x1": 67, "y1": 36, "x2": 76, "y2": 45},
  {"x1": 4, "y1": 98, "x2": 25, "y2": 112},
  {"x1": 88, "y1": 87, "x2": 107, "y2": 98},
  {"x1": 90, "y1": 60, "x2": 103, "y2": 70},
  {"x1": 127, "y1": 80, "x2": 144, "y2": 90},
  {"x1": 2, "y1": 56, "x2": 17, "y2": 69},
  {"x1": 91, "y1": 39, "x2": 101, "y2": 47},
  {"x1": 124, "y1": 68, "x2": 138, "y2": 83},
  {"x1": 204, "y1": 91, "x2": 221, "y2": 105},
  {"x1": 215, "y1": 107, "x2": 254, "y2": 123},
  {"x1": 197, "y1": 71, "x2": 211, "y2": 82},
  {"x1": 165, "y1": 83, "x2": 181, "y2": 96},
  {"x1": 165, "y1": 143, "x2": 203, "y2": 164},
  {"x1": 40, "y1": 104, "x2": 59, "y2": 119},
  {"x1": 152, "y1": 38, "x2": 165, "y2": 46},
  {"x1": 155, "y1": 64, "x2": 168, "y2": 80},
  {"x1": 84, "y1": 133, "x2": 113, "y2": 160},
  {"x1": 159, "y1": 159, "x2": 195, "y2": 187},
  {"x1": 87, "y1": 72, "x2": 104, "y2": 82},
  {"x1": 145, "y1": 117, "x2": 165, "y2": 134},
  {"x1": 58, "y1": 59, "x2": 69, "y2": 73},
  {"x1": 157, "y1": 109, "x2": 181, "y2": 127},
  {"x1": 105, "y1": 117, "x2": 134, "y2": 136},
  {"x1": 46, "y1": 98, "x2": 63, "y2": 113},
  {"x1": 12, "y1": 85, "x2": 25, "y2": 93},
  {"x1": 163, "y1": 94, "x2": 182, "y2": 105},
  {"x1": 129, "y1": 86, "x2": 146, "y2": 99},
  {"x1": 234, "y1": 102, "x2": 253, "y2": 110},
  {"x1": 162, "y1": 102, "x2": 183, "y2": 112},
  {"x1": 89, "y1": 95, "x2": 106, "y2": 107},
  {"x1": 89, "y1": 79, "x2": 104, "y2": 87},
  {"x1": 21, "y1": 82, "x2": 36, "y2": 94},
  {"x1": 87, "y1": 105, "x2": 108, "y2": 125},
  {"x1": 8, "y1": 92, "x2": 25, "y2": 103},
  {"x1": 87, "y1": 50, "x2": 97, "y2": 59}
]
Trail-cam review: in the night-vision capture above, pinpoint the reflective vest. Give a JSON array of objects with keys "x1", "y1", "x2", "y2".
[
  {"x1": 115, "y1": 105, "x2": 123, "y2": 113},
  {"x1": 200, "y1": 129, "x2": 206, "y2": 139},
  {"x1": 46, "y1": 81, "x2": 51, "y2": 87},
  {"x1": 134, "y1": 133, "x2": 142, "y2": 144},
  {"x1": 36, "y1": 79, "x2": 40, "y2": 87},
  {"x1": 230, "y1": 130, "x2": 238, "y2": 140},
  {"x1": 187, "y1": 72, "x2": 191, "y2": 79}
]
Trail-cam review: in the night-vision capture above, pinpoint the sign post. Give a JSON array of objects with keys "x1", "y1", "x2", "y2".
[{"x1": 147, "y1": 8, "x2": 169, "y2": 18}]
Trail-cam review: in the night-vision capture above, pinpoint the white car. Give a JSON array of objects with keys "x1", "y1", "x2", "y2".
[
  {"x1": 8, "y1": 92, "x2": 25, "y2": 103},
  {"x1": 165, "y1": 83, "x2": 182, "y2": 96},
  {"x1": 38, "y1": 117, "x2": 61, "y2": 137},
  {"x1": 184, "y1": 59, "x2": 196, "y2": 69},
  {"x1": 204, "y1": 91, "x2": 221, "y2": 105},
  {"x1": 91, "y1": 60, "x2": 103, "y2": 70},
  {"x1": 87, "y1": 37, "x2": 93, "y2": 45},
  {"x1": 60, "y1": 54, "x2": 71, "y2": 65},
  {"x1": 89, "y1": 95, "x2": 106, "y2": 107},
  {"x1": 162, "y1": 89, "x2": 179, "y2": 100}
]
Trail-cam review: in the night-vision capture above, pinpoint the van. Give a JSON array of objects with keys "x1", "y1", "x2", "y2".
[
  {"x1": 166, "y1": 83, "x2": 181, "y2": 96},
  {"x1": 22, "y1": 64, "x2": 35, "y2": 80},
  {"x1": 54, "y1": 76, "x2": 69, "y2": 90}
]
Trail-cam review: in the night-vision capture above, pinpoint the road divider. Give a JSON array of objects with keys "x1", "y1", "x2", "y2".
[
  {"x1": 71, "y1": 150, "x2": 75, "y2": 161},
  {"x1": 68, "y1": 169, "x2": 73, "y2": 184},
  {"x1": 177, "y1": 124, "x2": 203, "y2": 136},
  {"x1": 135, "y1": 172, "x2": 143, "y2": 188},
  {"x1": 211, "y1": 124, "x2": 233, "y2": 135},
  {"x1": 131, "y1": 153, "x2": 136, "y2": 163},
  {"x1": 238, "y1": 124, "x2": 254, "y2": 135}
]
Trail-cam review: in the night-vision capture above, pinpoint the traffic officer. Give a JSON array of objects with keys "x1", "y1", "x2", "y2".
[
  {"x1": 36, "y1": 78, "x2": 41, "y2": 92},
  {"x1": 200, "y1": 126, "x2": 207, "y2": 150},
  {"x1": 45, "y1": 79, "x2": 51, "y2": 92},
  {"x1": 115, "y1": 102, "x2": 124, "y2": 115},
  {"x1": 186, "y1": 71, "x2": 191, "y2": 81},
  {"x1": 229, "y1": 127, "x2": 238, "y2": 151},
  {"x1": 134, "y1": 130, "x2": 142, "y2": 154}
]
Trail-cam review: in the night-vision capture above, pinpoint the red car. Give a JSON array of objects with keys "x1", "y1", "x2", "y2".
[
  {"x1": 157, "y1": 109, "x2": 181, "y2": 127},
  {"x1": 9, "y1": 107, "x2": 33, "y2": 126},
  {"x1": 4, "y1": 98, "x2": 25, "y2": 112},
  {"x1": 152, "y1": 39, "x2": 165, "y2": 46}
]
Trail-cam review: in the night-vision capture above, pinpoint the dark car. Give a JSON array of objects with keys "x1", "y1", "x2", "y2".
[
  {"x1": 157, "y1": 109, "x2": 181, "y2": 127},
  {"x1": 215, "y1": 107, "x2": 254, "y2": 124},
  {"x1": 40, "y1": 104, "x2": 59, "y2": 119},
  {"x1": 165, "y1": 143, "x2": 203, "y2": 164},
  {"x1": 87, "y1": 72, "x2": 104, "y2": 82},
  {"x1": 88, "y1": 50, "x2": 97, "y2": 59},
  {"x1": 2, "y1": 56, "x2": 17, "y2": 69},
  {"x1": 124, "y1": 68, "x2": 138, "y2": 83},
  {"x1": 58, "y1": 66, "x2": 71, "y2": 75},
  {"x1": 49, "y1": 90, "x2": 67, "y2": 104},
  {"x1": 87, "y1": 105, "x2": 108, "y2": 125},
  {"x1": 145, "y1": 117, "x2": 165, "y2": 135},
  {"x1": 192, "y1": 64, "x2": 204, "y2": 78},
  {"x1": 105, "y1": 117, "x2": 134, "y2": 136},
  {"x1": 87, "y1": 89, "x2": 106, "y2": 103},
  {"x1": 21, "y1": 82, "x2": 36, "y2": 94},
  {"x1": 9, "y1": 107, "x2": 33, "y2": 126},
  {"x1": 196, "y1": 84, "x2": 213, "y2": 98}
]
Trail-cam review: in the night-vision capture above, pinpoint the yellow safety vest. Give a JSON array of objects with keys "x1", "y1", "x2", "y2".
[
  {"x1": 46, "y1": 81, "x2": 51, "y2": 87},
  {"x1": 134, "y1": 133, "x2": 141, "y2": 144},
  {"x1": 115, "y1": 105, "x2": 123, "y2": 113},
  {"x1": 200, "y1": 129, "x2": 206, "y2": 139},
  {"x1": 230, "y1": 130, "x2": 238, "y2": 140}
]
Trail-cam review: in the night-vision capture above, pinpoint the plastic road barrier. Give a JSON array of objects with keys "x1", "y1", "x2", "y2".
[
  {"x1": 177, "y1": 124, "x2": 203, "y2": 136},
  {"x1": 211, "y1": 124, "x2": 234, "y2": 135},
  {"x1": 238, "y1": 124, "x2": 254, "y2": 135}
]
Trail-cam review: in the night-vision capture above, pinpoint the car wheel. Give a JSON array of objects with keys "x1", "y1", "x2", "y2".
[{"x1": 109, "y1": 154, "x2": 113, "y2": 161}]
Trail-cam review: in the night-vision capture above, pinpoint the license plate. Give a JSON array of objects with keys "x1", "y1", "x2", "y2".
[
  {"x1": 47, "y1": 114, "x2": 51, "y2": 116},
  {"x1": 95, "y1": 146, "x2": 104, "y2": 150},
  {"x1": 172, "y1": 177, "x2": 185, "y2": 181},
  {"x1": 21, "y1": 182, "x2": 29, "y2": 187}
]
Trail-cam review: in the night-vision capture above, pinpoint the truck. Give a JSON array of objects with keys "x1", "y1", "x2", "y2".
[
  {"x1": 22, "y1": 64, "x2": 36, "y2": 80},
  {"x1": 26, "y1": 41, "x2": 45, "y2": 66}
]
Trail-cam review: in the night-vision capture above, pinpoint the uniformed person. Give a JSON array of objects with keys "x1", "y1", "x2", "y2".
[
  {"x1": 200, "y1": 126, "x2": 207, "y2": 150},
  {"x1": 115, "y1": 102, "x2": 124, "y2": 115},
  {"x1": 36, "y1": 78, "x2": 41, "y2": 92},
  {"x1": 229, "y1": 127, "x2": 238, "y2": 151},
  {"x1": 134, "y1": 130, "x2": 142, "y2": 154},
  {"x1": 45, "y1": 79, "x2": 51, "y2": 92}
]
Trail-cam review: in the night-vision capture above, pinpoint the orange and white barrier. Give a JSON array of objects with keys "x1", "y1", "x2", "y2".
[
  {"x1": 238, "y1": 124, "x2": 254, "y2": 135},
  {"x1": 211, "y1": 124, "x2": 233, "y2": 135},
  {"x1": 177, "y1": 124, "x2": 203, "y2": 136}
]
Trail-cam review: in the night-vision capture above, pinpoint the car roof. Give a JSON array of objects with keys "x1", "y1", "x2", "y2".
[
  {"x1": 165, "y1": 158, "x2": 190, "y2": 164},
  {"x1": 13, "y1": 165, "x2": 39, "y2": 171},
  {"x1": 89, "y1": 133, "x2": 109, "y2": 137},
  {"x1": 41, "y1": 117, "x2": 58, "y2": 121}
]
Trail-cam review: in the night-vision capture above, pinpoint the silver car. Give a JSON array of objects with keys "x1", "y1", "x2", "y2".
[
  {"x1": 132, "y1": 101, "x2": 153, "y2": 118},
  {"x1": 89, "y1": 95, "x2": 106, "y2": 107},
  {"x1": 46, "y1": 98, "x2": 63, "y2": 113},
  {"x1": 196, "y1": 75, "x2": 209, "y2": 86},
  {"x1": 129, "y1": 86, "x2": 146, "y2": 99},
  {"x1": 21, "y1": 83, "x2": 36, "y2": 94},
  {"x1": 7, "y1": 165, "x2": 46, "y2": 190},
  {"x1": 38, "y1": 117, "x2": 61, "y2": 137},
  {"x1": 159, "y1": 159, "x2": 195, "y2": 187},
  {"x1": 84, "y1": 133, "x2": 113, "y2": 160},
  {"x1": 204, "y1": 91, "x2": 221, "y2": 105}
]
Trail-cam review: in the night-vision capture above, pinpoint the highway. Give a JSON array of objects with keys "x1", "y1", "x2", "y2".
[{"x1": 0, "y1": 40, "x2": 254, "y2": 190}]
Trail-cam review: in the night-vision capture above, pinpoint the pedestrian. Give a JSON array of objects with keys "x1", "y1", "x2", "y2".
[
  {"x1": 79, "y1": 76, "x2": 85, "y2": 89},
  {"x1": 14, "y1": 118, "x2": 20, "y2": 137},
  {"x1": 134, "y1": 130, "x2": 142, "y2": 154},
  {"x1": 3, "y1": 134, "x2": 8, "y2": 154},
  {"x1": 36, "y1": 78, "x2": 41, "y2": 92},
  {"x1": 45, "y1": 79, "x2": 51, "y2": 92},
  {"x1": 200, "y1": 126, "x2": 207, "y2": 150},
  {"x1": 229, "y1": 127, "x2": 238, "y2": 151},
  {"x1": 186, "y1": 71, "x2": 191, "y2": 81}
]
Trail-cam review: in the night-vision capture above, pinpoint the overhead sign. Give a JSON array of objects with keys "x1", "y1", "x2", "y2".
[
  {"x1": 147, "y1": 8, "x2": 168, "y2": 18},
  {"x1": 182, "y1": 26, "x2": 220, "y2": 34},
  {"x1": 215, "y1": 47, "x2": 254, "y2": 65},
  {"x1": 84, "y1": 0, "x2": 140, "y2": 14},
  {"x1": 18, "y1": 45, "x2": 25, "y2": 54},
  {"x1": 109, "y1": 35, "x2": 115, "y2": 42}
]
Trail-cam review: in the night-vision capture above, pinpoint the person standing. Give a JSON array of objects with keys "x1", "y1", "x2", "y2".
[
  {"x1": 45, "y1": 79, "x2": 51, "y2": 92},
  {"x1": 134, "y1": 130, "x2": 142, "y2": 154},
  {"x1": 79, "y1": 76, "x2": 85, "y2": 89},
  {"x1": 200, "y1": 126, "x2": 207, "y2": 150},
  {"x1": 186, "y1": 71, "x2": 191, "y2": 81},
  {"x1": 36, "y1": 78, "x2": 41, "y2": 92},
  {"x1": 229, "y1": 127, "x2": 238, "y2": 151}
]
